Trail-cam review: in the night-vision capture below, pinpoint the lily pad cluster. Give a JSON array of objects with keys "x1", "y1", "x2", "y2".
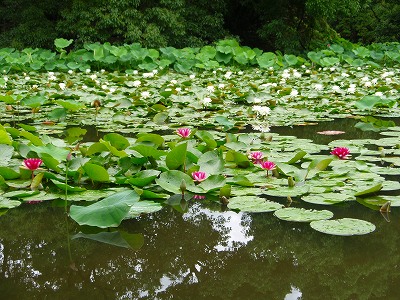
[{"x1": 0, "y1": 115, "x2": 398, "y2": 235}]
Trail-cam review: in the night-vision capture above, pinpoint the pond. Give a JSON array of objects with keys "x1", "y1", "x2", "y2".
[{"x1": 1, "y1": 118, "x2": 399, "y2": 299}]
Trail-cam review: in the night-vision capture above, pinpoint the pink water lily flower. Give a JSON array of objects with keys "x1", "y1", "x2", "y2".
[
  {"x1": 260, "y1": 161, "x2": 276, "y2": 170},
  {"x1": 176, "y1": 128, "x2": 191, "y2": 138},
  {"x1": 330, "y1": 147, "x2": 350, "y2": 159},
  {"x1": 249, "y1": 151, "x2": 263, "y2": 164},
  {"x1": 23, "y1": 158, "x2": 43, "y2": 171},
  {"x1": 192, "y1": 171, "x2": 207, "y2": 182},
  {"x1": 260, "y1": 161, "x2": 276, "y2": 177}
]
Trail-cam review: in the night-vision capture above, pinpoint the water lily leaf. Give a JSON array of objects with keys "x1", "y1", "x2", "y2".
[
  {"x1": 359, "y1": 195, "x2": 400, "y2": 207},
  {"x1": 310, "y1": 218, "x2": 375, "y2": 236},
  {"x1": 103, "y1": 133, "x2": 130, "y2": 150},
  {"x1": 86, "y1": 142, "x2": 109, "y2": 156},
  {"x1": 156, "y1": 170, "x2": 200, "y2": 194},
  {"x1": 54, "y1": 38, "x2": 73, "y2": 49},
  {"x1": 131, "y1": 145, "x2": 166, "y2": 159},
  {"x1": 72, "y1": 231, "x2": 144, "y2": 249},
  {"x1": 197, "y1": 175, "x2": 226, "y2": 192},
  {"x1": 263, "y1": 185, "x2": 310, "y2": 197},
  {"x1": 5, "y1": 179, "x2": 31, "y2": 188},
  {"x1": 83, "y1": 163, "x2": 110, "y2": 182},
  {"x1": 100, "y1": 140, "x2": 127, "y2": 157},
  {"x1": 354, "y1": 183, "x2": 382, "y2": 197},
  {"x1": 228, "y1": 196, "x2": 283, "y2": 212},
  {"x1": 21, "y1": 95, "x2": 47, "y2": 108},
  {"x1": 0, "y1": 144, "x2": 14, "y2": 166},
  {"x1": 51, "y1": 179, "x2": 86, "y2": 192},
  {"x1": 20, "y1": 131, "x2": 43, "y2": 146},
  {"x1": 56, "y1": 100, "x2": 86, "y2": 111},
  {"x1": 136, "y1": 133, "x2": 164, "y2": 148},
  {"x1": 225, "y1": 150, "x2": 250, "y2": 168},
  {"x1": 0, "y1": 167, "x2": 20, "y2": 180},
  {"x1": 198, "y1": 150, "x2": 224, "y2": 175},
  {"x1": 70, "y1": 190, "x2": 140, "y2": 228},
  {"x1": 215, "y1": 116, "x2": 234, "y2": 131},
  {"x1": 302, "y1": 193, "x2": 355, "y2": 205},
  {"x1": 30, "y1": 144, "x2": 70, "y2": 161},
  {"x1": 195, "y1": 131, "x2": 217, "y2": 149},
  {"x1": 227, "y1": 175, "x2": 253, "y2": 187},
  {"x1": 354, "y1": 96, "x2": 394, "y2": 110},
  {"x1": 274, "y1": 207, "x2": 333, "y2": 222},
  {"x1": 125, "y1": 200, "x2": 163, "y2": 218},
  {"x1": 0, "y1": 197, "x2": 21, "y2": 209},
  {"x1": 2, "y1": 190, "x2": 40, "y2": 198},
  {"x1": 22, "y1": 191, "x2": 60, "y2": 202},
  {"x1": 166, "y1": 142, "x2": 187, "y2": 170},
  {"x1": 0, "y1": 130, "x2": 12, "y2": 145},
  {"x1": 286, "y1": 150, "x2": 307, "y2": 164},
  {"x1": 126, "y1": 170, "x2": 160, "y2": 187},
  {"x1": 41, "y1": 153, "x2": 61, "y2": 172}
]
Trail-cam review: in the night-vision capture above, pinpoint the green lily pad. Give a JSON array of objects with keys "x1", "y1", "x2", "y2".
[
  {"x1": 310, "y1": 218, "x2": 376, "y2": 236},
  {"x1": 227, "y1": 196, "x2": 283, "y2": 212},
  {"x1": 125, "y1": 200, "x2": 163, "y2": 218},
  {"x1": 274, "y1": 207, "x2": 333, "y2": 222},
  {"x1": 301, "y1": 193, "x2": 355, "y2": 205},
  {"x1": 263, "y1": 185, "x2": 310, "y2": 197},
  {"x1": 0, "y1": 197, "x2": 21, "y2": 209},
  {"x1": 70, "y1": 190, "x2": 140, "y2": 228}
]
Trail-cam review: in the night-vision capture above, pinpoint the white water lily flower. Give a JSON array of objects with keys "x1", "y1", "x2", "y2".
[
  {"x1": 252, "y1": 124, "x2": 270, "y2": 132},
  {"x1": 133, "y1": 70, "x2": 138, "y2": 75},
  {"x1": 59, "y1": 83, "x2": 66, "y2": 90},
  {"x1": 32, "y1": 84, "x2": 38, "y2": 89},
  {"x1": 109, "y1": 88, "x2": 116, "y2": 93},
  {"x1": 341, "y1": 72, "x2": 349, "y2": 77},
  {"x1": 207, "y1": 85, "x2": 215, "y2": 92},
  {"x1": 332, "y1": 85, "x2": 341, "y2": 92},
  {"x1": 202, "y1": 97, "x2": 212, "y2": 106},
  {"x1": 224, "y1": 71, "x2": 232, "y2": 79},
  {"x1": 85, "y1": 69, "x2": 91, "y2": 73},
  {"x1": 90, "y1": 74, "x2": 97, "y2": 80},
  {"x1": 25, "y1": 76, "x2": 30, "y2": 80},
  {"x1": 290, "y1": 89, "x2": 299, "y2": 97},
  {"x1": 100, "y1": 69, "x2": 105, "y2": 73},
  {"x1": 132, "y1": 80, "x2": 141, "y2": 87},
  {"x1": 218, "y1": 83, "x2": 225, "y2": 89},
  {"x1": 314, "y1": 83, "x2": 323, "y2": 90},
  {"x1": 141, "y1": 91, "x2": 151, "y2": 98},
  {"x1": 364, "y1": 81, "x2": 372, "y2": 87},
  {"x1": 152, "y1": 69, "x2": 158, "y2": 74},
  {"x1": 189, "y1": 74, "x2": 196, "y2": 79},
  {"x1": 68, "y1": 70, "x2": 73, "y2": 74},
  {"x1": 170, "y1": 79, "x2": 178, "y2": 85},
  {"x1": 282, "y1": 72, "x2": 290, "y2": 79},
  {"x1": 82, "y1": 85, "x2": 88, "y2": 90},
  {"x1": 253, "y1": 105, "x2": 271, "y2": 116},
  {"x1": 293, "y1": 71, "x2": 301, "y2": 78},
  {"x1": 385, "y1": 78, "x2": 392, "y2": 83},
  {"x1": 101, "y1": 84, "x2": 108, "y2": 90},
  {"x1": 329, "y1": 67, "x2": 336, "y2": 72},
  {"x1": 175, "y1": 87, "x2": 182, "y2": 92},
  {"x1": 253, "y1": 97, "x2": 262, "y2": 104},
  {"x1": 347, "y1": 87, "x2": 356, "y2": 94},
  {"x1": 361, "y1": 76, "x2": 369, "y2": 81},
  {"x1": 143, "y1": 72, "x2": 154, "y2": 78},
  {"x1": 374, "y1": 92, "x2": 383, "y2": 97},
  {"x1": 237, "y1": 71, "x2": 244, "y2": 75}
]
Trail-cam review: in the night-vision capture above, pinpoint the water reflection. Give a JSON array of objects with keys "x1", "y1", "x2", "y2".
[
  {"x1": 284, "y1": 285, "x2": 302, "y2": 300},
  {"x1": 183, "y1": 203, "x2": 254, "y2": 252}
]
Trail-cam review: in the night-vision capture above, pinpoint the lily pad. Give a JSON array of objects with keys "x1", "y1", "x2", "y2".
[
  {"x1": 274, "y1": 207, "x2": 333, "y2": 222},
  {"x1": 310, "y1": 218, "x2": 376, "y2": 236},
  {"x1": 125, "y1": 200, "x2": 163, "y2": 218},
  {"x1": 263, "y1": 185, "x2": 310, "y2": 197},
  {"x1": 301, "y1": 193, "x2": 355, "y2": 205},
  {"x1": 227, "y1": 196, "x2": 283, "y2": 212}
]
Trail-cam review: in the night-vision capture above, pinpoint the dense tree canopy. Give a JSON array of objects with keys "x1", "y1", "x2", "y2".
[{"x1": 0, "y1": 0, "x2": 398, "y2": 52}]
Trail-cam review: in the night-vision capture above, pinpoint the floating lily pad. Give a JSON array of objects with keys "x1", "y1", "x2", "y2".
[
  {"x1": 0, "y1": 197, "x2": 21, "y2": 209},
  {"x1": 227, "y1": 196, "x2": 283, "y2": 212},
  {"x1": 359, "y1": 195, "x2": 400, "y2": 207},
  {"x1": 125, "y1": 200, "x2": 163, "y2": 218},
  {"x1": 263, "y1": 185, "x2": 310, "y2": 197},
  {"x1": 274, "y1": 207, "x2": 333, "y2": 222},
  {"x1": 302, "y1": 193, "x2": 355, "y2": 205},
  {"x1": 310, "y1": 218, "x2": 376, "y2": 236}
]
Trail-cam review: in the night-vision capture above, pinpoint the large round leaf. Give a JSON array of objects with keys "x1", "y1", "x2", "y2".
[
  {"x1": 301, "y1": 193, "x2": 355, "y2": 205},
  {"x1": 83, "y1": 163, "x2": 110, "y2": 182},
  {"x1": 310, "y1": 218, "x2": 376, "y2": 236},
  {"x1": 69, "y1": 190, "x2": 139, "y2": 228},
  {"x1": 155, "y1": 170, "x2": 201, "y2": 194},
  {"x1": 228, "y1": 196, "x2": 283, "y2": 212},
  {"x1": 274, "y1": 207, "x2": 333, "y2": 222}
]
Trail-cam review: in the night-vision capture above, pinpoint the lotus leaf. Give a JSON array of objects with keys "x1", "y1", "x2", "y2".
[
  {"x1": 310, "y1": 218, "x2": 376, "y2": 236},
  {"x1": 274, "y1": 207, "x2": 333, "y2": 222},
  {"x1": 227, "y1": 196, "x2": 283, "y2": 212}
]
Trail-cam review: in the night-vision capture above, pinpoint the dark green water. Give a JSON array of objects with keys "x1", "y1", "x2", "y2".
[{"x1": 1, "y1": 118, "x2": 400, "y2": 299}]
